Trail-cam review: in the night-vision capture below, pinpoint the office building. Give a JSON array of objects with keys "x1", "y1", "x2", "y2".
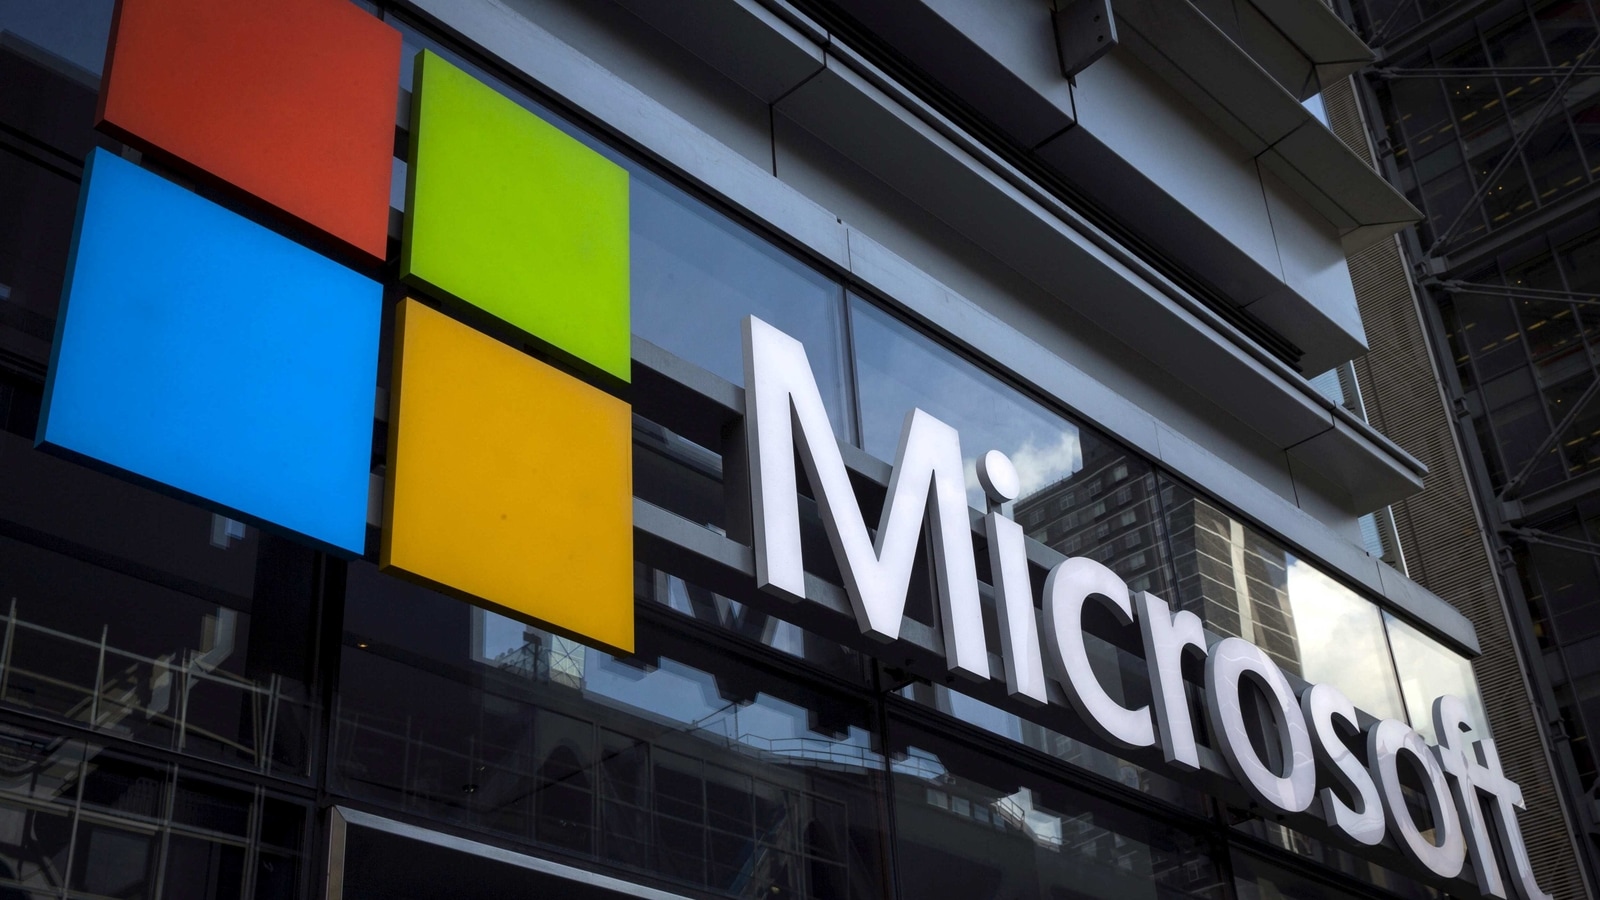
[{"x1": 0, "y1": 0, "x2": 1574, "y2": 898}]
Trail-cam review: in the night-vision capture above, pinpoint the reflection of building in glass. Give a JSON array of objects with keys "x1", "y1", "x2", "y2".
[
  {"x1": 1014, "y1": 442, "x2": 1168, "y2": 598},
  {"x1": 1018, "y1": 445, "x2": 1303, "y2": 677},
  {"x1": 1163, "y1": 492, "x2": 1299, "y2": 676}
]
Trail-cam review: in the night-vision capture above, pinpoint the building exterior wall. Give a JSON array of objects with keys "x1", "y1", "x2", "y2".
[{"x1": 0, "y1": 0, "x2": 1564, "y2": 898}]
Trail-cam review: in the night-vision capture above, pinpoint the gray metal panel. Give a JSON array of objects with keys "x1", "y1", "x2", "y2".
[
  {"x1": 502, "y1": 0, "x2": 776, "y2": 171},
  {"x1": 602, "y1": 0, "x2": 1425, "y2": 497},
  {"x1": 1267, "y1": 123, "x2": 1420, "y2": 240},
  {"x1": 1113, "y1": 0, "x2": 1420, "y2": 247},
  {"x1": 610, "y1": 0, "x2": 823, "y2": 102},
  {"x1": 1033, "y1": 122, "x2": 1287, "y2": 307},
  {"x1": 773, "y1": 51, "x2": 1339, "y2": 452},
  {"x1": 1240, "y1": 0, "x2": 1374, "y2": 81},
  {"x1": 1116, "y1": 0, "x2": 1306, "y2": 148},
  {"x1": 1064, "y1": 49, "x2": 1283, "y2": 278},
  {"x1": 1234, "y1": 0, "x2": 1319, "y2": 98},
  {"x1": 828, "y1": 0, "x2": 1074, "y2": 147}
]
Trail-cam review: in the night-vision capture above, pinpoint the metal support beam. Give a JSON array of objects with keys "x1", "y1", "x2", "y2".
[
  {"x1": 1497, "y1": 377, "x2": 1600, "y2": 502},
  {"x1": 1441, "y1": 280, "x2": 1600, "y2": 309},
  {"x1": 1374, "y1": 66, "x2": 1600, "y2": 79},
  {"x1": 1505, "y1": 527, "x2": 1600, "y2": 560},
  {"x1": 1426, "y1": 35, "x2": 1600, "y2": 256}
]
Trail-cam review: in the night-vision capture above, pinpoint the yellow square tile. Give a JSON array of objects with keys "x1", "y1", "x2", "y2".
[{"x1": 381, "y1": 298, "x2": 633, "y2": 653}]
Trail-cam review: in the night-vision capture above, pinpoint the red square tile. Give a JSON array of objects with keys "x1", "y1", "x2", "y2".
[{"x1": 99, "y1": 0, "x2": 401, "y2": 261}]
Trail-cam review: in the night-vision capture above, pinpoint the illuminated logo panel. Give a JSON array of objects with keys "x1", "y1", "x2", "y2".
[
  {"x1": 381, "y1": 299, "x2": 634, "y2": 654},
  {"x1": 98, "y1": 0, "x2": 401, "y2": 260},
  {"x1": 39, "y1": 149, "x2": 382, "y2": 555},
  {"x1": 402, "y1": 50, "x2": 630, "y2": 384}
]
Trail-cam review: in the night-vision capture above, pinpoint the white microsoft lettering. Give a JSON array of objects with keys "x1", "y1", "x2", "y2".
[
  {"x1": 743, "y1": 316, "x2": 988, "y2": 680},
  {"x1": 740, "y1": 314, "x2": 1551, "y2": 900}
]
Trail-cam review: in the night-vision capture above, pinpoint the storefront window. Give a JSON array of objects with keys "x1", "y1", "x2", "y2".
[
  {"x1": 334, "y1": 562, "x2": 892, "y2": 900},
  {"x1": 0, "y1": 431, "x2": 319, "y2": 777},
  {"x1": 634, "y1": 174, "x2": 854, "y2": 441},
  {"x1": 0, "y1": 153, "x2": 79, "y2": 373},
  {"x1": 850, "y1": 298, "x2": 1168, "y2": 594},
  {"x1": 1385, "y1": 613, "x2": 1490, "y2": 741},
  {"x1": 888, "y1": 716, "x2": 1226, "y2": 900},
  {"x1": 1161, "y1": 478, "x2": 1408, "y2": 722}
]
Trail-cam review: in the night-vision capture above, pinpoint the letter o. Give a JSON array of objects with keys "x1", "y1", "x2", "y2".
[
  {"x1": 1204, "y1": 638, "x2": 1316, "y2": 814},
  {"x1": 1368, "y1": 719, "x2": 1466, "y2": 879}
]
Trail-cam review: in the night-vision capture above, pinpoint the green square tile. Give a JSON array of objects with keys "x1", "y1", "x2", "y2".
[{"x1": 402, "y1": 50, "x2": 630, "y2": 383}]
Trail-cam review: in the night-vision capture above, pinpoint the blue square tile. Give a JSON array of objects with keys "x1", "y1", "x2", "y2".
[{"x1": 39, "y1": 149, "x2": 382, "y2": 555}]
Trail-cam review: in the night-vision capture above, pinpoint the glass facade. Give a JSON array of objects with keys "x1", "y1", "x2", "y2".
[{"x1": 0, "y1": 3, "x2": 1488, "y2": 899}]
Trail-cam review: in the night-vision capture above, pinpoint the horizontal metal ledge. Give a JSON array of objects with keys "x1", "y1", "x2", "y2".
[{"x1": 1114, "y1": 0, "x2": 1419, "y2": 243}]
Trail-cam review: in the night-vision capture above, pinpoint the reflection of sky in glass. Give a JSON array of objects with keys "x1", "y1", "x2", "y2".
[
  {"x1": 634, "y1": 175, "x2": 854, "y2": 440},
  {"x1": 0, "y1": 0, "x2": 114, "y2": 77},
  {"x1": 851, "y1": 298, "x2": 1082, "y2": 509},
  {"x1": 1284, "y1": 558, "x2": 1407, "y2": 721},
  {"x1": 1385, "y1": 613, "x2": 1490, "y2": 742}
]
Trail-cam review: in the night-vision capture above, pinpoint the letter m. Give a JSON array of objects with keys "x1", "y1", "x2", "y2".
[{"x1": 741, "y1": 315, "x2": 988, "y2": 680}]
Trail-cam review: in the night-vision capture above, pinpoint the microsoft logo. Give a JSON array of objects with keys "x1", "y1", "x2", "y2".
[{"x1": 37, "y1": 0, "x2": 634, "y2": 653}]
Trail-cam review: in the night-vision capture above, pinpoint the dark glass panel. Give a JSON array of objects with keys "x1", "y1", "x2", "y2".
[
  {"x1": 1448, "y1": 285, "x2": 1524, "y2": 381},
  {"x1": 1528, "y1": 533, "x2": 1600, "y2": 644},
  {"x1": 895, "y1": 681, "x2": 1206, "y2": 812},
  {"x1": 888, "y1": 716, "x2": 1226, "y2": 900},
  {"x1": 643, "y1": 567, "x2": 867, "y2": 679},
  {"x1": 633, "y1": 173, "x2": 854, "y2": 441},
  {"x1": 0, "y1": 431, "x2": 320, "y2": 775},
  {"x1": 850, "y1": 298, "x2": 1167, "y2": 595},
  {"x1": 0, "y1": 723, "x2": 80, "y2": 897},
  {"x1": 1471, "y1": 143, "x2": 1535, "y2": 233},
  {"x1": 161, "y1": 834, "x2": 245, "y2": 900},
  {"x1": 1232, "y1": 849, "x2": 1435, "y2": 900},
  {"x1": 0, "y1": 153, "x2": 76, "y2": 375},
  {"x1": 333, "y1": 562, "x2": 891, "y2": 900},
  {"x1": 1417, "y1": 162, "x2": 1479, "y2": 249},
  {"x1": 1482, "y1": 365, "x2": 1565, "y2": 491},
  {"x1": 1524, "y1": 117, "x2": 1586, "y2": 206},
  {"x1": 1556, "y1": 227, "x2": 1600, "y2": 343},
  {"x1": 1435, "y1": 296, "x2": 1478, "y2": 389}
]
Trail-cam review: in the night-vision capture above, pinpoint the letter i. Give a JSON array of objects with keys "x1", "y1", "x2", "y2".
[{"x1": 979, "y1": 450, "x2": 1049, "y2": 705}]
